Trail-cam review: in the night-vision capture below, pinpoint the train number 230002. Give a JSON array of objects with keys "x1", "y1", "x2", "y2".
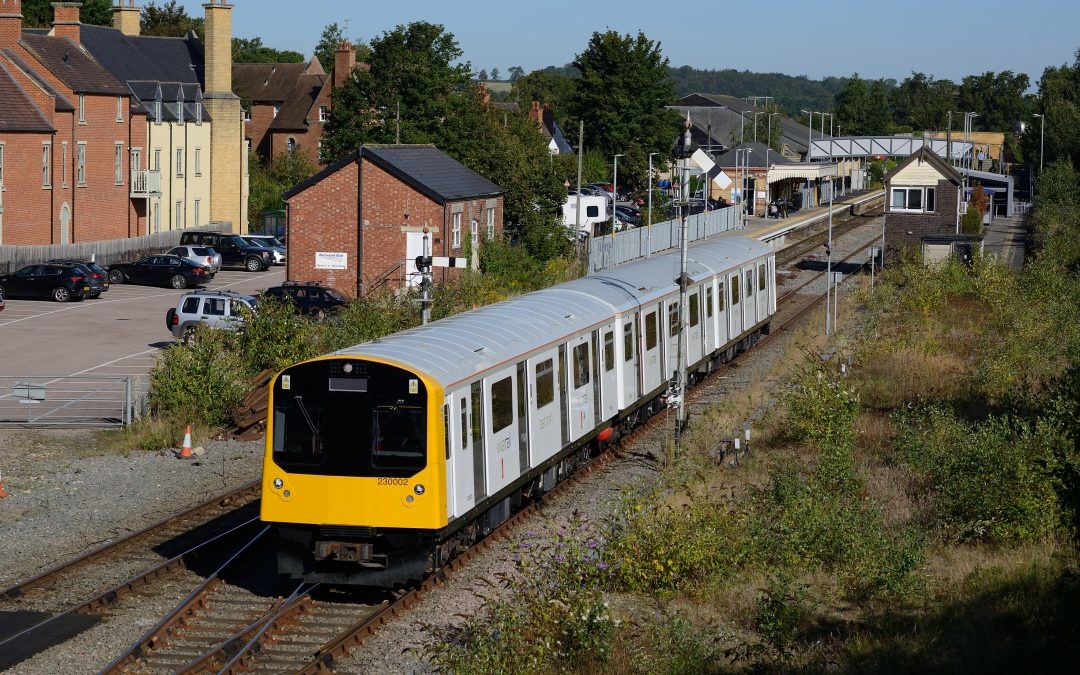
[{"x1": 377, "y1": 478, "x2": 410, "y2": 486}]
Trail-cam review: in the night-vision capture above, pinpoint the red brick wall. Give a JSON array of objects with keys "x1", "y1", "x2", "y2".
[
  {"x1": 270, "y1": 129, "x2": 319, "y2": 167},
  {"x1": 285, "y1": 159, "x2": 360, "y2": 295}
]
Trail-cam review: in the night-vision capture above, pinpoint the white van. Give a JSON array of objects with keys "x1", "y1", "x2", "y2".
[{"x1": 562, "y1": 195, "x2": 609, "y2": 239}]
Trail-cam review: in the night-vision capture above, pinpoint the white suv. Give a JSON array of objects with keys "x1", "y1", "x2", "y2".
[{"x1": 165, "y1": 290, "x2": 258, "y2": 343}]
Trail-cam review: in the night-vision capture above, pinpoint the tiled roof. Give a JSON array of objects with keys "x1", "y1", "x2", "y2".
[
  {"x1": 0, "y1": 58, "x2": 53, "y2": 132},
  {"x1": 284, "y1": 145, "x2": 504, "y2": 204},
  {"x1": 80, "y1": 24, "x2": 203, "y2": 87},
  {"x1": 19, "y1": 34, "x2": 130, "y2": 95},
  {"x1": 269, "y1": 72, "x2": 324, "y2": 131},
  {"x1": 712, "y1": 142, "x2": 795, "y2": 168},
  {"x1": 234, "y1": 62, "x2": 316, "y2": 102},
  {"x1": 1, "y1": 48, "x2": 74, "y2": 112}
]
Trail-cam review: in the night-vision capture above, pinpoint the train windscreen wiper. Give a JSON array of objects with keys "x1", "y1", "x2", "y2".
[{"x1": 293, "y1": 395, "x2": 321, "y2": 454}]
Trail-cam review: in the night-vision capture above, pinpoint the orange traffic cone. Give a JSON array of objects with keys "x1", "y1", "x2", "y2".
[
  {"x1": 180, "y1": 425, "x2": 193, "y2": 459},
  {"x1": 0, "y1": 469, "x2": 8, "y2": 499}
]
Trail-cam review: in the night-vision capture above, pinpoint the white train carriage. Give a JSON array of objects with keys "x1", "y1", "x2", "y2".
[{"x1": 262, "y1": 236, "x2": 775, "y2": 585}]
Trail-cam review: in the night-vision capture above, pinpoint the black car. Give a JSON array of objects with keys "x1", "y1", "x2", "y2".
[
  {"x1": 261, "y1": 281, "x2": 348, "y2": 318},
  {"x1": 107, "y1": 255, "x2": 212, "y2": 289},
  {"x1": 178, "y1": 232, "x2": 273, "y2": 271},
  {"x1": 0, "y1": 264, "x2": 91, "y2": 302},
  {"x1": 47, "y1": 259, "x2": 110, "y2": 297}
]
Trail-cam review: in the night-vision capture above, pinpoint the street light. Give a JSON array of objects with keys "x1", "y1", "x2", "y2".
[
  {"x1": 611, "y1": 153, "x2": 624, "y2": 236},
  {"x1": 800, "y1": 109, "x2": 817, "y2": 160},
  {"x1": 647, "y1": 151, "x2": 659, "y2": 257},
  {"x1": 753, "y1": 110, "x2": 766, "y2": 143},
  {"x1": 1033, "y1": 113, "x2": 1045, "y2": 173},
  {"x1": 765, "y1": 112, "x2": 779, "y2": 207}
]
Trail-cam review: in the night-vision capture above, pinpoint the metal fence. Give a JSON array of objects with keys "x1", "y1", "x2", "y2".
[
  {"x1": 0, "y1": 222, "x2": 232, "y2": 275},
  {"x1": 588, "y1": 206, "x2": 739, "y2": 272},
  {"x1": 0, "y1": 376, "x2": 141, "y2": 428}
]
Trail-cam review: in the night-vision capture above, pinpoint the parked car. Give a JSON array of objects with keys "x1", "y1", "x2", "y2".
[
  {"x1": 107, "y1": 255, "x2": 212, "y2": 289},
  {"x1": 0, "y1": 287, "x2": 5, "y2": 312},
  {"x1": 46, "y1": 258, "x2": 110, "y2": 297},
  {"x1": 261, "y1": 281, "x2": 348, "y2": 318},
  {"x1": 166, "y1": 289, "x2": 259, "y2": 343},
  {"x1": 614, "y1": 205, "x2": 643, "y2": 227},
  {"x1": 167, "y1": 245, "x2": 222, "y2": 274},
  {"x1": 0, "y1": 263, "x2": 91, "y2": 302},
  {"x1": 177, "y1": 232, "x2": 273, "y2": 271},
  {"x1": 240, "y1": 235, "x2": 286, "y2": 265}
]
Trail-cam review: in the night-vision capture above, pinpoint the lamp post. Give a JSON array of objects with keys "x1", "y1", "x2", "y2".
[
  {"x1": 1033, "y1": 113, "x2": 1045, "y2": 174},
  {"x1": 611, "y1": 153, "x2": 624, "y2": 237},
  {"x1": 647, "y1": 151, "x2": 659, "y2": 257},
  {"x1": 672, "y1": 116, "x2": 693, "y2": 452},
  {"x1": 800, "y1": 109, "x2": 817, "y2": 160},
  {"x1": 753, "y1": 110, "x2": 765, "y2": 143}
]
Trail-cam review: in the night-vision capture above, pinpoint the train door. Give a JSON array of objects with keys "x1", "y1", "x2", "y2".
[
  {"x1": 756, "y1": 260, "x2": 769, "y2": 323},
  {"x1": 516, "y1": 361, "x2": 530, "y2": 475},
  {"x1": 484, "y1": 366, "x2": 519, "y2": 495},
  {"x1": 469, "y1": 381, "x2": 486, "y2": 503},
  {"x1": 529, "y1": 351, "x2": 560, "y2": 464},
  {"x1": 567, "y1": 333, "x2": 595, "y2": 440},
  {"x1": 443, "y1": 400, "x2": 457, "y2": 519},
  {"x1": 716, "y1": 278, "x2": 728, "y2": 348},
  {"x1": 687, "y1": 288, "x2": 704, "y2": 366},
  {"x1": 640, "y1": 306, "x2": 663, "y2": 395},
  {"x1": 703, "y1": 284, "x2": 715, "y2": 354},
  {"x1": 728, "y1": 272, "x2": 741, "y2": 339},
  {"x1": 452, "y1": 390, "x2": 477, "y2": 513},
  {"x1": 599, "y1": 325, "x2": 619, "y2": 421},
  {"x1": 743, "y1": 267, "x2": 756, "y2": 331},
  {"x1": 665, "y1": 298, "x2": 680, "y2": 379},
  {"x1": 620, "y1": 313, "x2": 638, "y2": 407}
]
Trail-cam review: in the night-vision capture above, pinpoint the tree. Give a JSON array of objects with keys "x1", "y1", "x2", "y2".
[
  {"x1": 889, "y1": 72, "x2": 956, "y2": 133},
  {"x1": 232, "y1": 37, "x2": 304, "y2": 64},
  {"x1": 1031, "y1": 50, "x2": 1080, "y2": 169},
  {"x1": 957, "y1": 70, "x2": 1032, "y2": 134},
  {"x1": 567, "y1": 30, "x2": 680, "y2": 192},
  {"x1": 247, "y1": 150, "x2": 316, "y2": 224},
  {"x1": 22, "y1": 0, "x2": 111, "y2": 27},
  {"x1": 490, "y1": 67, "x2": 500, "y2": 81},
  {"x1": 314, "y1": 23, "x2": 347, "y2": 70},
  {"x1": 508, "y1": 66, "x2": 525, "y2": 81},
  {"x1": 141, "y1": 0, "x2": 202, "y2": 38},
  {"x1": 477, "y1": 68, "x2": 488, "y2": 81}
]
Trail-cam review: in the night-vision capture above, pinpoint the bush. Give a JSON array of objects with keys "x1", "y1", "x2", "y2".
[
  {"x1": 233, "y1": 296, "x2": 317, "y2": 374},
  {"x1": 148, "y1": 328, "x2": 249, "y2": 427}
]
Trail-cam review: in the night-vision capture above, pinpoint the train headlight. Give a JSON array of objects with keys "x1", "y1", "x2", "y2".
[
  {"x1": 414, "y1": 484, "x2": 425, "y2": 496},
  {"x1": 273, "y1": 478, "x2": 283, "y2": 489}
]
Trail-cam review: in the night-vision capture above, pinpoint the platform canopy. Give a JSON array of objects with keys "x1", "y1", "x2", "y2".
[{"x1": 767, "y1": 163, "x2": 838, "y2": 182}]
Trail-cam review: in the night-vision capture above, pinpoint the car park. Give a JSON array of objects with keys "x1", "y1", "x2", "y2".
[
  {"x1": 0, "y1": 263, "x2": 91, "y2": 302},
  {"x1": 107, "y1": 254, "x2": 212, "y2": 289},
  {"x1": 46, "y1": 259, "x2": 110, "y2": 297},
  {"x1": 166, "y1": 289, "x2": 259, "y2": 343},
  {"x1": 261, "y1": 280, "x2": 348, "y2": 318},
  {"x1": 167, "y1": 245, "x2": 222, "y2": 274},
  {"x1": 178, "y1": 232, "x2": 273, "y2": 271}
]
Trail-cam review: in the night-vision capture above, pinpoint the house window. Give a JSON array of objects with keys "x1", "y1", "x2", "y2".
[
  {"x1": 194, "y1": 147, "x2": 202, "y2": 176},
  {"x1": 890, "y1": 186, "x2": 935, "y2": 212},
  {"x1": 78, "y1": 95, "x2": 85, "y2": 124},
  {"x1": 154, "y1": 148, "x2": 161, "y2": 171},
  {"x1": 153, "y1": 202, "x2": 160, "y2": 232},
  {"x1": 42, "y1": 142, "x2": 51, "y2": 187},
  {"x1": 196, "y1": 102, "x2": 202, "y2": 124},
  {"x1": 273, "y1": 103, "x2": 281, "y2": 118},
  {"x1": 154, "y1": 99, "x2": 161, "y2": 124},
  {"x1": 61, "y1": 142, "x2": 68, "y2": 187},
  {"x1": 451, "y1": 212, "x2": 462, "y2": 249},
  {"x1": 175, "y1": 200, "x2": 183, "y2": 229},
  {"x1": 176, "y1": 100, "x2": 184, "y2": 124},
  {"x1": 76, "y1": 142, "x2": 86, "y2": 185},
  {"x1": 470, "y1": 219, "x2": 478, "y2": 250},
  {"x1": 318, "y1": 106, "x2": 328, "y2": 122},
  {"x1": 115, "y1": 143, "x2": 124, "y2": 184},
  {"x1": 176, "y1": 148, "x2": 184, "y2": 177},
  {"x1": 286, "y1": 137, "x2": 296, "y2": 154},
  {"x1": 243, "y1": 108, "x2": 251, "y2": 122},
  {"x1": 193, "y1": 199, "x2": 200, "y2": 227},
  {"x1": 116, "y1": 96, "x2": 124, "y2": 122},
  {"x1": 486, "y1": 207, "x2": 495, "y2": 239}
]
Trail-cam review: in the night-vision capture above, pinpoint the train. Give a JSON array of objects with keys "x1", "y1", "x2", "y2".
[{"x1": 260, "y1": 235, "x2": 776, "y2": 586}]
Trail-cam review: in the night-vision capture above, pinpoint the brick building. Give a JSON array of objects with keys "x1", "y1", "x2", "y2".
[
  {"x1": 283, "y1": 144, "x2": 504, "y2": 295},
  {"x1": 884, "y1": 146, "x2": 963, "y2": 264}
]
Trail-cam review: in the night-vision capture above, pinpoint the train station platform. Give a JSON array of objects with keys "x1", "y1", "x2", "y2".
[{"x1": 730, "y1": 189, "x2": 884, "y2": 245}]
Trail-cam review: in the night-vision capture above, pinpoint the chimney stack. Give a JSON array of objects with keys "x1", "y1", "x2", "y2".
[
  {"x1": 332, "y1": 40, "x2": 355, "y2": 90},
  {"x1": 51, "y1": 2, "x2": 82, "y2": 44},
  {"x1": 112, "y1": 0, "x2": 139, "y2": 36},
  {"x1": 0, "y1": 0, "x2": 22, "y2": 49}
]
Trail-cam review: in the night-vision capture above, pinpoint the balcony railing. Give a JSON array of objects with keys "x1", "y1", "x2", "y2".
[{"x1": 130, "y1": 169, "x2": 161, "y2": 197}]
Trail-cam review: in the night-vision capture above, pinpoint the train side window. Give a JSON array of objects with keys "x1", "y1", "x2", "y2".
[
  {"x1": 491, "y1": 376, "x2": 513, "y2": 433},
  {"x1": 645, "y1": 311, "x2": 657, "y2": 350},
  {"x1": 731, "y1": 276, "x2": 740, "y2": 305},
  {"x1": 603, "y1": 330, "x2": 615, "y2": 372},
  {"x1": 758, "y1": 263, "x2": 766, "y2": 291},
  {"x1": 573, "y1": 342, "x2": 590, "y2": 388},
  {"x1": 459, "y1": 397, "x2": 468, "y2": 451},
  {"x1": 718, "y1": 281, "x2": 725, "y2": 310},
  {"x1": 668, "y1": 301, "x2": 679, "y2": 337},
  {"x1": 689, "y1": 292, "x2": 700, "y2": 327},
  {"x1": 745, "y1": 270, "x2": 753, "y2": 298},
  {"x1": 443, "y1": 404, "x2": 451, "y2": 460},
  {"x1": 535, "y1": 359, "x2": 554, "y2": 406},
  {"x1": 706, "y1": 286, "x2": 714, "y2": 318},
  {"x1": 623, "y1": 322, "x2": 634, "y2": 362}
]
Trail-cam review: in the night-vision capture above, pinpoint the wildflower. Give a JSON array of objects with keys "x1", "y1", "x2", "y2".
[
  {"x1": 597, "y1": 562, "x2": 609, "y2": 570},
  {"x1": 554, "y1": 554, "x2": 565, "y2": 563},
  {"x1": 586, "y1": 539, "x2": 599, "y2": 549}
]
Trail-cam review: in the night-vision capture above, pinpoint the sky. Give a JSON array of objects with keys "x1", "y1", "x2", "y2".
[{"x1": 176, "y1": 0, "x2": 1076, "y2": 85}]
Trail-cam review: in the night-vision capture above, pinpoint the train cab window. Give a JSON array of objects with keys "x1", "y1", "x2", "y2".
[
  {"x1": 689, "y1": 293, "x2": 700, "y2": 327},
  {"x1": 731, "y1": 276, "x2": 740, "y2": 305},
  {"x1": 668, "y1": 301, "x2": 680, "y2": 337},
  {"x1": 745, "y1": 270, "x2": 753, "y2": 298},
  {"x1": 623, "y1": 323, "x2": 634, "y2": 362},
  {"x1": 573, "y1": 343, "x2": 590, "y2": 388},
  {"x1": 491, "y1": 376, "x2": 513, "y2": 433},
  {"x1": 604, "y1": 331, "x2": 615, "y2": 372},
  {"x1": 645, "y1": 311, "x2": 658, "y2": 350},
  {"x1": 758, "y1": 264, "x2": 766, "y2": 292},
  {"x1": 706, "y1": 287, "x2": 714, "y2": 318},
  {"x1": 371, "y1": 405, "x2": 426, "y2": 470},
  {"x1": 535, "y1": 359, "x2": 554, "y2": 406}
]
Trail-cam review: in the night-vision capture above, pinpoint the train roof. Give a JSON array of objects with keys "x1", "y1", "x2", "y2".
[{"x1": 332, "y1": 236, "x2": 772, "y2": 388}]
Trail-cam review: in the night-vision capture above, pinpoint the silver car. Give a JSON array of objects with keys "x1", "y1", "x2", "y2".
[
  {"x1": 166, "y1": 289, "x2": 258, "y2": 343},
  {"x1": 167, "y1": 245, "x2": 222, "y2": 274}
]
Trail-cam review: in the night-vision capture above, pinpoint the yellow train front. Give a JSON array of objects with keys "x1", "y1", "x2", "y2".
[{"x1": 261, "y1": 355, "x2": 448, "y2": 587}]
